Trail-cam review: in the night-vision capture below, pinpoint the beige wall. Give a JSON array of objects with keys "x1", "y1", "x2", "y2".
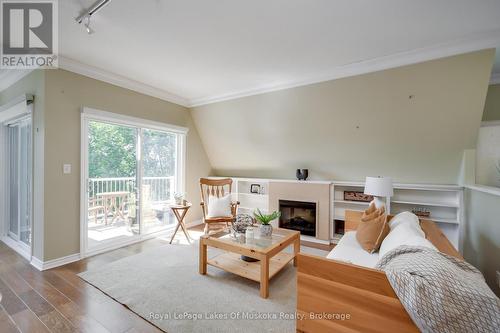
[
  {"x1": 463, "y1": 188, "x2": 500, "y2": 296},
  {"x1": 191, "y1": 50, "x2": 494, "y2": 184},
  {"x1": 43, "y1": 69, "x2": 212, "y2": 260},
  {"x1": 482, "y1": 84, "x2": 500, "y2": 121},
  {"x1": 0, "y1": 70, "x2": 45, "y2": 261}
]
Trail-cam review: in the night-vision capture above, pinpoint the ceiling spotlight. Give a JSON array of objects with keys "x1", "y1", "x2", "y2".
[
  {"x1": 76, "y1": 0, "x2": 111, "y2": 34},
  {"x1": 84, "y1": 16, "x2": 94, "y2": 35}
]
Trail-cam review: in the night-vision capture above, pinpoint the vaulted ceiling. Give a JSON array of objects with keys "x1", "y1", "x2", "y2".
[{"x1": 2, "y1": 1, "x2": 500, "y2": 105}]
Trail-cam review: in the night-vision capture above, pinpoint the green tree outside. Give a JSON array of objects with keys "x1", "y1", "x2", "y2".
[{"x1": 88, "y1": 121, "x2": 176, "y2": 178}]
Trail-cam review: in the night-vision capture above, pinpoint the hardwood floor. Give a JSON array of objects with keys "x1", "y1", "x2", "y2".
[
  {"x1": 0, "y1": 225, "x2": 331, "y2": 332},
  {"x1": 0, "y1": 238, "x2": 167, "y2": 333}
]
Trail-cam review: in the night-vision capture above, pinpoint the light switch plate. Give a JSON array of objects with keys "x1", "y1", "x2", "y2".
[
  {"x1": 63, "y1": 164, "x2": 72, "y2": 174},
  {"x1": 497, "y1": 271, "x2": 500, "y2": 289}
]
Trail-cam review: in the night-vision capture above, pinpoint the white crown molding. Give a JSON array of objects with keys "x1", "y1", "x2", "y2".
[
  {"x1": 58, "y1": 57, "x2": 189, "y2": 107},
  {"x1": 188, "y1": 29, "x2": 500, "y2": 107},
  {"x1": 3, "y1": 30, "x2": 499, "y2": 108},
  {"x1": 481, "y1": 120, "x2": 500, "y2": 127},
  {"x1": 490, "y1": 72, "x2": 500, "y2": 85},
  {"x1": 0, "y1": 69, "x2": 34, "y2": 93}
]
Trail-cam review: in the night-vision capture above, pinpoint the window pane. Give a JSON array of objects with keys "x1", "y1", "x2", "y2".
[
  {"x1": 141, "y1": 129, "x2": 177, "y2": 234},
  {"x1": 87, "y1": 121, "x2": 139, "y2": 249},
  {"x1": 19, "y1": 122, "x2": 31, "y2": 246},
  {"x1": 9, "y1": 126, "x2": 19, "y2": 237}
]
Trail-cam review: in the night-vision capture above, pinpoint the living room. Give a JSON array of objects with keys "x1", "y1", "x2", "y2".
[{"x1": 0, "y1": 1, "x2": 499, "y2": 332}]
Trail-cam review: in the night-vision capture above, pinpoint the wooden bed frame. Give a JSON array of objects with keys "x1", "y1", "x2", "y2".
[{"x1": 296, "y1": 210, "x2": 461, "y2": 333}]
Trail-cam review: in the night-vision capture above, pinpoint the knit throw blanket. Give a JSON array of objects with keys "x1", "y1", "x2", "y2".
[{"x1": 376, "y1": 246, "x2": 500, "y2": 333}]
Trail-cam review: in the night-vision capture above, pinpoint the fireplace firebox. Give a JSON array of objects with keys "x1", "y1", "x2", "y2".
[{"x1": 279, "y1": 200, "x2": 316, "y2": 236}]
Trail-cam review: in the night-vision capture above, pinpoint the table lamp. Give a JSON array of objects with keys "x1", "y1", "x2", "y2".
[{"x1": 364, "y1": 176, "x2": 393, "y2": 209}]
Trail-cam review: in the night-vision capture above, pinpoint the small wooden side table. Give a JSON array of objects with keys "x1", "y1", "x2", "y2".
[{"x1": 169, "y1": 202, "x2": 193, "y2": 244}]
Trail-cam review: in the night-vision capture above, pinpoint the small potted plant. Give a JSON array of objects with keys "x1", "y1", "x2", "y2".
[{"x1": 254, "y1": 209, "x2": 281, "y2": 237}]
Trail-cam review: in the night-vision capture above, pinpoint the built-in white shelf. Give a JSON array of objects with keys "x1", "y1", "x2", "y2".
[
  {"x1": 333, "y1": 200, "x2": 370, "y2": 206},
  {"x1": 239, "y1": 206, "x2": 267, "y2": 212},
  {"x1": 231, "y1": 178, "x2": 270, "y2": 218},
  {"x1": 332, "y1": 181, "x2": 463, "y2": 250},
  {"x1": 429, "y1": 217, "x2": 459, "y2": 224},
  {"x1": 238, "y1": 193, "x2": 268, "y2": 198},
  {"x1": 391, "y1": 200, "x2": 459, "y2": 208},
  {"x1": 212, "y1": 177, "x2": 464, "y2": 250}
]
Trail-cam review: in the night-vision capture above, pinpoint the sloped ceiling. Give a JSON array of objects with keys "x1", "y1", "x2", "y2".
[
  {"x1": 54, "y1": 0, "x2": 500, "y2": 105},
  {"x1": 190, "y1": 50, "x2": 495, "y2": 184}
]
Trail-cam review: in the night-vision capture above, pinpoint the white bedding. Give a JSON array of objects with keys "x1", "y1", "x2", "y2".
[{"x1": 326, "y1": 231, "x2": 380, "y2": 268}]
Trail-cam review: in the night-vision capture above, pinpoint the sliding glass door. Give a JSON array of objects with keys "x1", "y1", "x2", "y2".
[
  {"x1": 18, "y1": 121, "x2": 32, "y2": 246},
  {"x1": 82, "y1": 110, "x2": 185, "y2": 255},
  {"x1": 141, "y1": 129, "x2": 178, "y2": 234},
  {"x1": 86, "y1": 120, "x2": 139, "y2": 250},
  {"x1": 7, "y1": 117, "x2": 32, "y2": 249}
]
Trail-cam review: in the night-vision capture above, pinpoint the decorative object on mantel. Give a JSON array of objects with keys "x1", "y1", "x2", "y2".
[
  {"x1": 296, "y1": 169, "x2": 309, "y2": 181},
  {"x1": 250, "y1": 184, "x2": 261, "y2": 194},
  {"x1": 174, "y1": 192, "x2": 185, "y2": 205},
  {"x1": 364, "y1": 176, "x2": 394, "y2": 209},
  {"x1": 412, "y1": 208, "x2": 431, "y2": 218},
  {"x1": 344, "y1": 190, "x2": 373, "y2": 203},
  {"x1": 254, "y1": 209, "x2": 281, "y2": 237}
]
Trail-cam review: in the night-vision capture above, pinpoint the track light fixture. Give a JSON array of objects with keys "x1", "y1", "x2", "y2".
[
  {"x1": 84, "y1": 15, "x2": 94, "y2": 35},
  {"x1": 76, "y1": 0, "x2": 111, "y2": 34}
]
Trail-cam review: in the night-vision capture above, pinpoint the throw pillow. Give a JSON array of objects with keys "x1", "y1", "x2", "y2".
[
  {"x1": 379, "y1": 222, "x2": 436, "y2": 259},
  {"x1": 388, "y1": 211, "x2": 425, "y2": 237},
  {"x1": 356, "y1": 205, "x2": 389, "y2": 253},
  {"x1": 206, "y1": 194, "x2": 232, "y2": 218},
  {"x1": 361, "y1": 203, "x2": 379, "y2": 222}
]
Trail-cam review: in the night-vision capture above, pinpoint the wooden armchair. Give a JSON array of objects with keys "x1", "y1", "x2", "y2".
[{"x1": 200, "y1": 178, "x2": 240, "y2": 234}]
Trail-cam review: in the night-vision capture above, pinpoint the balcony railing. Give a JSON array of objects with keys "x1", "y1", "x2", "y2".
[{"x1": 88, "y1": 176, "x2": 175, "y2": 202}]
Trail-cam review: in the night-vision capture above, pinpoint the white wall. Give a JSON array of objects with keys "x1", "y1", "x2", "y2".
[
  {"x1": 476, "y1": 124, "x2": 500, "y2": 187},
  {"x1": 463, "y1": 188, "x2": 500, "y2": 296}
]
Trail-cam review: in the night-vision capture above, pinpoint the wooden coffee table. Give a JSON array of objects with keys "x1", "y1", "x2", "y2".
[{"x1": 199, "y1": 228, "x2": 300, "y2": 298}]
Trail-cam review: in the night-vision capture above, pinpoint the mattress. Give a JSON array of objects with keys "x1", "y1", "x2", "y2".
[{"x1": 326, "y1": 231, "x2": 380, "y2": 268}]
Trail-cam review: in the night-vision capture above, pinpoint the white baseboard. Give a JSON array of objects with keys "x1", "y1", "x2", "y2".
[
  {"x1": 30, "y1": 253, "x2": 82, "y2": 271},
  {"x1": 18, "y1": 220, "x2": 204, "y2": 271},
  {"x1": 30, "y1": 257, "x2": 44, "y2": 270},
  {"x1": 1, "y1": 236, "x2": 31, "y2": 261},
  {"x1": 185, "y1": 219, "x2": 203, "y2": 228}
]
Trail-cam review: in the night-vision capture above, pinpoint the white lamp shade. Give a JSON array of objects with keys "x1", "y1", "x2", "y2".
[{"x1": 364, "y1": 177, "x2": 394, "y2": 197}]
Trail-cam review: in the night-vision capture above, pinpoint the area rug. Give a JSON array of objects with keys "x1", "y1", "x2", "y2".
[{"x1": 78, "y1": 240, "x2": 327, "y2": 333}]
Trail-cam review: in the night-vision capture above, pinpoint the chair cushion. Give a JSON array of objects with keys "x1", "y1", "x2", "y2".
[
  {"x1": 356, "y1": 204, "x2": 389, "y2": 253},
  {"x1": 206, "y1": 194, "x2": 232, "y2": 218}
]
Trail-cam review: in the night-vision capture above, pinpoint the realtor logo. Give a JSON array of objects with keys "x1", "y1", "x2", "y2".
[{"x1": 1, "y1": 0, "x2": 58, "y2": 69}]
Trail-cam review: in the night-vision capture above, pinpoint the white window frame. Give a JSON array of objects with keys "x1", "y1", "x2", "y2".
[
  {"x1": 0, "y1": 96, "x2": 34, "y2": 261},
  {"x1": 80, "y1": 107, "x2": 188, "y2": 257}
]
